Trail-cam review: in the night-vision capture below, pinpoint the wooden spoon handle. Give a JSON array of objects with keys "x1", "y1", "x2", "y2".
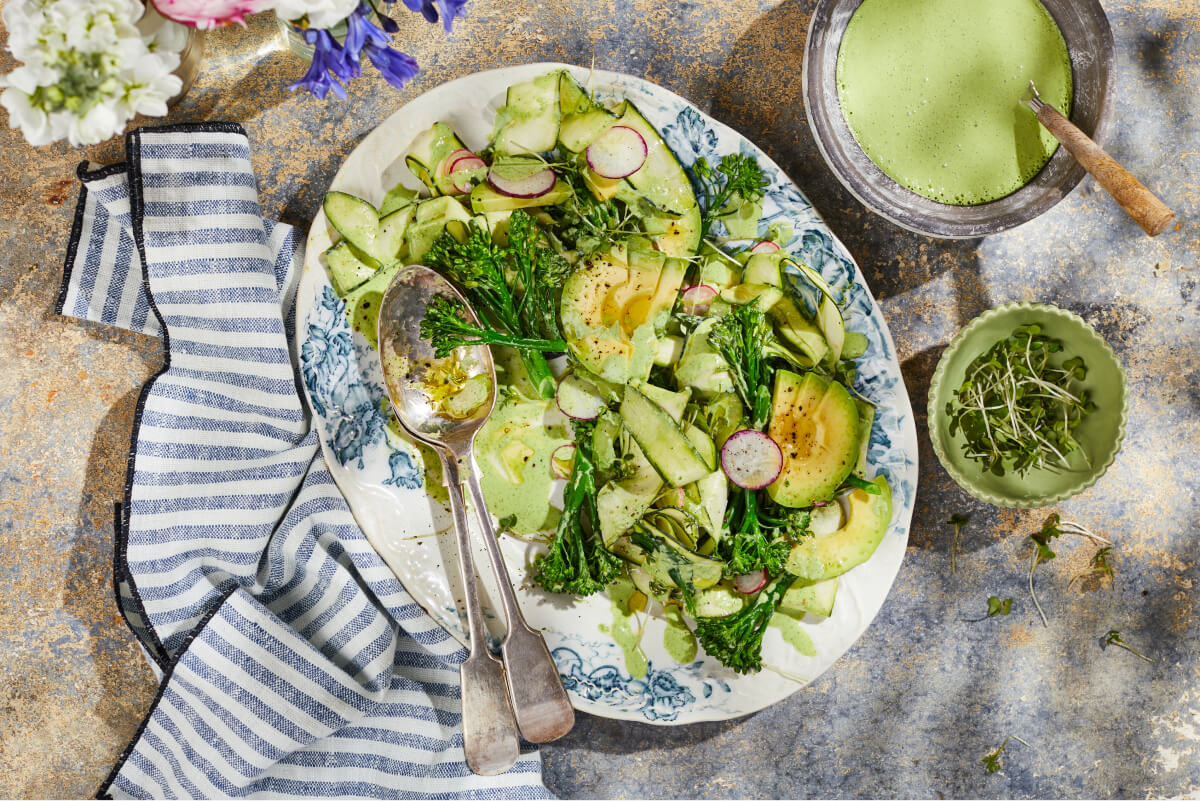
[{"x1": 1033, "y1": 102, "x2": 1174, "y2": 236}]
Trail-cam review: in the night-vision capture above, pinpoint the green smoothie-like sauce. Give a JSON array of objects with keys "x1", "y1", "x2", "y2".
[
  {"x1": 769, "y1": 612, "x2": 817, "y2": 658},
  {"x1": 474, "y1": 390, "x2": 568, "y2": 535},
  {"x1": 837, "y1": 0, "x2": 1072, "y2": 205}
]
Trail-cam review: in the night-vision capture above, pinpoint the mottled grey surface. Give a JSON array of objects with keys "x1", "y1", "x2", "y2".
[{"x1": 1, "y1": 1, "x2": 1197, "y2": 798}]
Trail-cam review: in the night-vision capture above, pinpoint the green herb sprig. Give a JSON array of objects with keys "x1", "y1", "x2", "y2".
[
  {"x1": 981, "y1": 735, "x2": 1033, "y2": 774},
  {"x1": 1027, "y1": 514, "x2": 1112, "y2": 626},
  {"x1": 947, "y1": 324, "x2": 1095, "y2": 476},
  {"x1": 948, "y1": 513, "x2": 970, "y2": 574},
  {"x1": 966, "y1": 595, "x2": 1013, "y2": 622},
  {"x1": 1100, "y1": 630, "x2": 1155, "y2": 663},
  {"x1": 692, "y1": 153, "x2": 768, "y2": 242}
]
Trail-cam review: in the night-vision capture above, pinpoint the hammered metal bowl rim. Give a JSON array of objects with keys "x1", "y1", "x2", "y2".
[
  {"x1": 801, "y1": 0, "x2": 1116, "y2": 239},
  {"x1": 926, "y1": 302, "x2": 1128, "y2": 508}
]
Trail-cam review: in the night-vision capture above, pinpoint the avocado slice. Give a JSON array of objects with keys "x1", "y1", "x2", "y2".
[
  {"x1": 785, "y1": 475, "x2": 893, "y2": 581},
  {"x1": 766, "y1": 369, "x2": 860, "y2": 508},
  {"x1": 559, "y1": 245, "x2": 685, "y2": 383}
]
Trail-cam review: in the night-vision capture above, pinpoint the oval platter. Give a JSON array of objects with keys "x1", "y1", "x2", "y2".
[{"x1": 296, "y1": 62, "x2": 918, "y2": 724}]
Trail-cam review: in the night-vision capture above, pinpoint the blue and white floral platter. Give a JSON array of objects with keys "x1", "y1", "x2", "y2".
[{"x1": 297, "y1": 63, "x2": 918, "y2": 724}]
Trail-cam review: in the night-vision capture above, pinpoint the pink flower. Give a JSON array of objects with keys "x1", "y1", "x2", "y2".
[{"x1": 150, "y1": 0, "x2": 274, "y2": 29}]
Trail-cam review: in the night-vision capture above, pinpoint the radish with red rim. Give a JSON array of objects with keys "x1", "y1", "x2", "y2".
[
  {"x1": 551, "y1": 444, "x2": 576, "y2": 480},
  {"x1": 556, "y1": 373, "x2": 607, "y2": 421},
  {"x1": 679, "y1": 284, "x2": 718, "y2": 315},
  {"x1": 734, "y1": 569, "x2": 768, "y2": 594},
  {"x1": 750, "y1": 240, "x2": 781, "y2": 254},
  {"x1": 448, "y1": 156, "x2": 487, "y2": 193},
  {"x1": 720, "y1": 430, "x2": 783, "y2": 490},
  {"x1": 488, "y1": 164, "x2": 558, "y2": 198},
  {"x1": 586, "y1": 125, "x2": 648, "y2": 179}
]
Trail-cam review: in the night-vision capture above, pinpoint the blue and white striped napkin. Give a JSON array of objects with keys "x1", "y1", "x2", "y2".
[{"x1": 57, "y1": 123, "x2": 551, "y2": 799}]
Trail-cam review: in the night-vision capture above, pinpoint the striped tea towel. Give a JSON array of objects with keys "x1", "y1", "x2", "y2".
[{"x1": 56, "y1": 122, "x2": 551, "y2": 800}]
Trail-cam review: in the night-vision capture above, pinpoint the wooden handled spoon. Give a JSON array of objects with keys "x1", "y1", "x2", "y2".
[{"x1": 1024, "y1": 80, "x2": 1174, "y2": 237}]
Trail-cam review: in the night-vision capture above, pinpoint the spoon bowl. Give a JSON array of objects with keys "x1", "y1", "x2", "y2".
[{"x1": 377, "y1": 265, "x2": 496, "y2": 453}]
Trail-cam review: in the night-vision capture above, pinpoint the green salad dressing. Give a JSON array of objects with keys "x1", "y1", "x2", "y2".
[
  {"x1": 599, "y1": 578, "x2": 649, "y2": 678},
  {"x1": 474, "y1": 390, "x2": 568, "y2": 534},
  {"x1": 837, "y1": 0, "x2": 1072, "y2": 205},
  {"x1": 769, "y1": 612, "x2": 817, "y2": 657},
  {"x1": 663, "y1": 604, "x2": 698, "y2": 664}
]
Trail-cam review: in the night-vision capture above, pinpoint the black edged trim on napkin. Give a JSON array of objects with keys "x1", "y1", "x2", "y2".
[
  {"x1": 95, "y1": 584, "x2": 239, "y2": 800},
  {"x1": 55, "y1": 161, "x2": 132, "y2": 317}
]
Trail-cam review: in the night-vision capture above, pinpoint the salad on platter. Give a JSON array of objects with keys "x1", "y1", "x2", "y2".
[{"x1": 314, "y1": 69, "x2": 894, "y2": 676}]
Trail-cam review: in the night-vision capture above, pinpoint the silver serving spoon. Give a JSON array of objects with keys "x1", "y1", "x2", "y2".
[{"x1": 376, "y1": 266, "x2": 575, "y2": 773}]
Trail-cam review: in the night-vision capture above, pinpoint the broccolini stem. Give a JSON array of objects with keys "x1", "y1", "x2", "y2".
[{"x1": 521, "y1": 351, "x2": 558, "y2": 400}]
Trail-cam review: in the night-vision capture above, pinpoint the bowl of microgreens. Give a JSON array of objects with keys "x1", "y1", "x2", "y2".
[{"x1": 928, "y1": 302, "x2": 1127, "y2": 507}]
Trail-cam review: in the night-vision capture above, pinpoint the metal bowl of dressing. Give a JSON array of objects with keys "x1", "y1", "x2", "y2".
[{"x1": 802, "y1": 0, "x2": 1114, "y2": 239}]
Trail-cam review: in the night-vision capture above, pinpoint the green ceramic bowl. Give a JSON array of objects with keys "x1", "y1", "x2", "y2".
[{"x1": 928, "y1": 302, "x2": 1127, "y2": 507}]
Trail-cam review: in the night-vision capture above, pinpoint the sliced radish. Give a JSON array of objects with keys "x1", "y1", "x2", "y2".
[
  {"x1": 734, "y1": 568, "x2": 769, "y2": 594},
  {"x1": 720, "y1": 430, "x2": 783, "y2": 490},
  {"x1": 586, "y1": 125, "x2": 648, "y2": 179},
  {"x1": 442, "y1": 149, "x2": 475, "y2": 173},
  {"x1": 556, "y1": 373, "x2": 606, "y2": 420},
  {"x1": 679, "y1": 284, "x2": 718, "y2": 315},
  {"x1": 449, "y1": 157, "x2": 487, "y2": 193},
  {"x1": 750, "y1": 240, "x2": 781, "y2": 254},
  {"x1": 550, "y1": 444, "x2": 576, "y2": 479},
  {"x1": 488, "y1": 164, "x2": 557, "y2": 198}
]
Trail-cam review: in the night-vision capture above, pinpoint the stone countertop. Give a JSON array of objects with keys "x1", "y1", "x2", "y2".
[{"x1": 1, "y1": 1, "x2": 1196, "y2": 797}]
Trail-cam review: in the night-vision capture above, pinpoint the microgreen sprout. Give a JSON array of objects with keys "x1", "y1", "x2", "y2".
[
  {"x1": 948, "y1": 513, "x2": 970, "y2": 574},
  {"x1": 1100, "y1": 629, "x2": 1155, "y2": 663},
  {"x1": 966, "y1": 596, "x2": 1013, "y2": 622},
  {"x1": 1028, "y1": 514, "x2": 1112, "y2": 626},
  {"x1": 981, "y1": 735, "x2": 1033, "y2": 774},
  {"x1": 692, "y1": 153, "x2": 769, "y2": 242},
  {"x1": 947, "y1": 324, "x2": 1095, "y2": 476}
]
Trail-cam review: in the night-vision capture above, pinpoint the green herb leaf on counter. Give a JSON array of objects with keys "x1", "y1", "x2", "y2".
[
  {"x1": 948, "y1": 512, "x2": 970, "y2": 574},
  {"x1": 1100, "y1": 629, "x2": 1155, "y2": 663},
  {"x1": 1028, "y1": 514, "x2": 1112, "y2": 627},
  {"x1": 946, "y1": 324, "x2": 1095, "y2": 476},
  {"x1": 965, "y1": 595, "x2": 1012, "y2": 623},
  {"x1": 981, "y1": 735, "x2": 1033, "y2": 774}
]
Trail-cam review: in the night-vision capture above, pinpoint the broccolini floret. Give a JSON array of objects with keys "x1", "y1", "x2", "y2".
[
  {"x1": 422, "y1": 210, "x2": 568, "y2": 398},
  {"x1": 694, "y1": 573, "x2": 797, "y2": 674},
  {"x1": 534, "y1": 420, "x2": 622, "y2": 596}
]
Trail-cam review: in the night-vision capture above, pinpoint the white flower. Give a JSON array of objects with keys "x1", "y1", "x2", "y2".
[
  {"x1": 271, "y1": 0, "x2": 360, "y2": 30},
  {"x1": 0, "y1": 0, "x2": 189, "y2": 147}
]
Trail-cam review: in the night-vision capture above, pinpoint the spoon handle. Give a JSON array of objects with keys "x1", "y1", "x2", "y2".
[
  {"x1": 464, "y1": 467, "x2": 576, "y2": 743},
  {"x1": 1026, "y1": 96, "x2": 1174, "y2": 237},
  {"x1": 438, "y1": 452, "x2": 520, "y2": 775}
]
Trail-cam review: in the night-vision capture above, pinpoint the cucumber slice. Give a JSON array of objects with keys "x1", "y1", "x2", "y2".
[
  {"x1": 852, "y1": 400, "x2": 876, "y2": 478},
  {"x1": 469, "y1": 181, "x2": 572, "y2": 213},
  {"x1": 324, "y1": 240, "x2": 378, "y2": 296},
  {"x1": 405, "y1": 196, "x2": 473, "y2": 263},
  {"x1": 557, "y1": 70, "x2": 593, "y2": 116},
  {"x1": 379, "y1": 183, "x2": 417, "y2": 217},
  {"x1": 342, "y1": 261, "x2": 403, "y2": 351},
  {"x1": 684, "y1": 424, "x2": 718, "y2": 472},
  {"x1": 597, "y1": 441, "x2": 662, "y2": 546},
  {"x1": 620, "y1": 383, "x2": 710, "y2": 487},
  {"x1": 560, "y1": 106, "x2": 622, "y2": 153},
  {"x1": 323, "y1": 191, "x2": 380, "y2": 257},
  {"x1": 631, "y1": 380, "x2": 689, "y2": 422},
  {"x1": 444, "y1": 374, "x2": 491, "y2": 419},
  {"x1": 405, "y1": 122, "x2": 469, "y2": 196},
  {"x1": 742, "y1": 252, "x2": 784, "y2": 287},
  {"x1": 375, "y1": 205, "x2": 413, "y2": 262},
  {"x1": 493, "y1": 73, "x2": 561, "y2": 155},
  {"x1": 720, "y1": 283, "x2": 783, "y2": 310}
]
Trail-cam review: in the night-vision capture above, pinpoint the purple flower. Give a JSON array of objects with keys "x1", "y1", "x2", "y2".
[
  {"x1": 399, "y1": 0, "x2": 468, "y2": 31},
  {"x1": 288, "y1": 1, "x2": 425, "y2": 98}
]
